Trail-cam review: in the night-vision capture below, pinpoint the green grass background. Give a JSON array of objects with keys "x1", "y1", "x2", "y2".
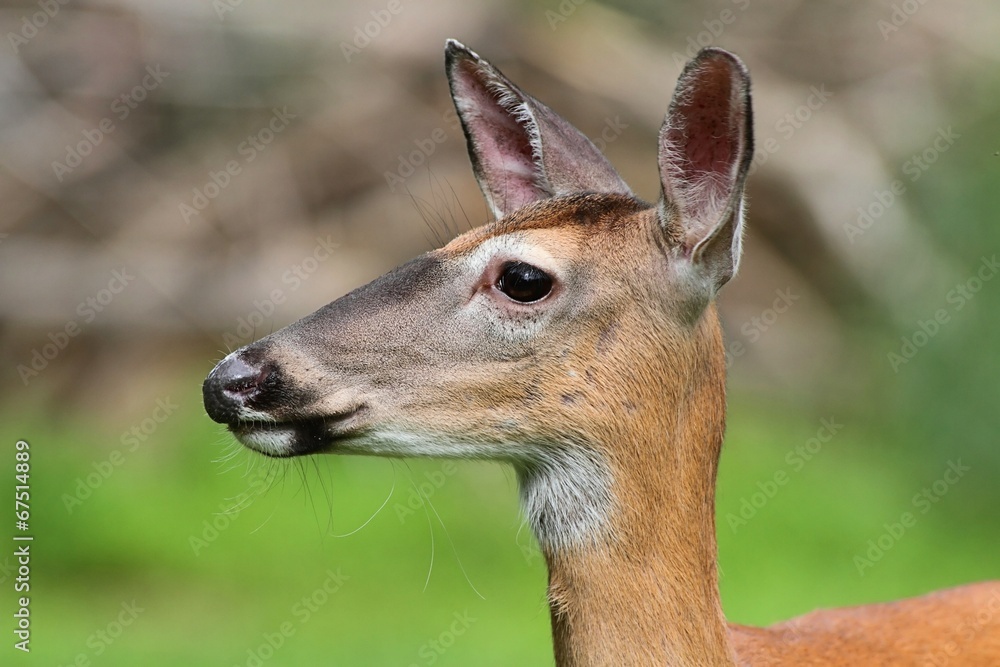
[{"x1": 3, "y1": 368, "x2": 997, "y2": 666}]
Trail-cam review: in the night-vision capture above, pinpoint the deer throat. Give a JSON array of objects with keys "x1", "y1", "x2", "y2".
[{"x1": 515, "y1": 447, "x2": 615, "y2": 552}]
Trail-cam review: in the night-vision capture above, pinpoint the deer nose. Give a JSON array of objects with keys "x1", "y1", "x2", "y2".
[{"x1": 203, "y1": 354, "x2": 274, "y2": 424}]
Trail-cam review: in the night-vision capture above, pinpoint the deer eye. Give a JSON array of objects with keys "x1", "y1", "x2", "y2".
[{"x1": 496, "y1": 261, "x2": 553, "y2": 303}]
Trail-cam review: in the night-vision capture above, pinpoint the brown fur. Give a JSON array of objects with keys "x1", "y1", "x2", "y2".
[{"x1": 449, "y1": 199, "x2": 1000, "y2": 666}]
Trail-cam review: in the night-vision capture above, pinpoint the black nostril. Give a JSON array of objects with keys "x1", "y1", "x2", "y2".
[
  {"x1": 203, "y1": 354, "x2": 275, "y2": 424},
  {"x1": 217, "y1": 357, "x2": 269, "y2": 396}
]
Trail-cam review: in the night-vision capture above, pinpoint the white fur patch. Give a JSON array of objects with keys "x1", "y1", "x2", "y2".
[
  {"x1": 460, "y1": 233, "x2": 563, "y2": 282},
  {"x1": 351, "y1": 428, "x2": 614, "y2": 551},
  {"x1": 233, "y1": 407, "x2": 277, "y2": 422},
  {"x1": 515, "y1": 447, "x2": 614, "y2": 552},
  {"x1": 234, "y1": 426, "x2": 295, "y2": 457}
]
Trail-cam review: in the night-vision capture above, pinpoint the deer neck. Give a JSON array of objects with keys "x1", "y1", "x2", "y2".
[{"x1": 538, "y1": 312, "x2": 734, "y2": 666}]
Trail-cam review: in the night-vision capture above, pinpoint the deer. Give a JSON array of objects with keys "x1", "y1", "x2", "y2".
[{"x1": 203, "y1": 40, "x2": 1000, "y2": 666}]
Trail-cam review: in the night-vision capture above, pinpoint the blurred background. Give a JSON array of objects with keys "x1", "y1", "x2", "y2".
[{"x1": 1, "y1": 0, "x2": 998, "y2": 664}]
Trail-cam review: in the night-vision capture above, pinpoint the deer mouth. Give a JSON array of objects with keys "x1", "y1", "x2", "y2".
[{"x1": 226, "y1": 406, "x2": 368, "y2": 458}]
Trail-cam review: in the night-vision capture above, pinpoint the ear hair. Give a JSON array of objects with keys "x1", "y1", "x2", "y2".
[
  {"x1": 657, "y1": 47, "x2": 753, "y2": 292},
  {"x1": 446, "y1": 39, "x2": 632, "y2": 219}
]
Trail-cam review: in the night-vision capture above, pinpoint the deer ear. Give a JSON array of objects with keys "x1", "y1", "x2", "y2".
[
  {"x1": 445, "y1": 39, "x2": 632, "y2": 219},
  {"x1": 658, "y1": 47, "x2": 753, "y2": 292}
]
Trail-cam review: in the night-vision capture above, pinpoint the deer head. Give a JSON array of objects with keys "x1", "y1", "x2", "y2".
[{"x1": 204, "y1": 39, "x2": 751, "y2": 561}]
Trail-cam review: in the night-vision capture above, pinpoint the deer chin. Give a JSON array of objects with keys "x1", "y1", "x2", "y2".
[{"x1": 227, "y1": 406, "x2": 368, "y2": 457}]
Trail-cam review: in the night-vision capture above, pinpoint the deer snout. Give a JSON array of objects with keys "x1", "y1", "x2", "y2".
[{"x1": 203, "y1": 352, "x2": 276, "y2": 424}]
